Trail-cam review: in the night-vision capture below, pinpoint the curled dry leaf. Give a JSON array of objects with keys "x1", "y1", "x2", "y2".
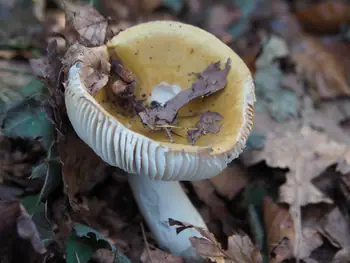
[
  {"x1": 0, "y1": 200, "x2": 46, "y2": 262},
  {"x1": 63, "y1": 1, "x2": 108, "y2": 46},
  {"x1": 29, "y1": 40, "x2": 62, "y2": 86},
  {"x1": 63, "y1": 43, "x2": 111, "y2": 96},
  {"x1": 291, "y1": 36, "x2": 350, "y2": 99},
  {"x1": 188, "y1": 111, "x2": 223, "y2": 145},
  {"x1": 168, "y1": 219, "x2": 261, "y2": 263},
  {"x1": 140, "y1": 246, "x2": 184, "y2": 263},
  {"x1": 295, "y1": 1, "x2": 350, "y2": 33},
  {"x1": 263, "y1": 197, "x2": 295, "y2": 263}
]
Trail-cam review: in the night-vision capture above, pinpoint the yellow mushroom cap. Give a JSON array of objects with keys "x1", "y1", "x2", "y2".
[{"x1": 65, "y1": 21, "x2": 255, "y2": 181}]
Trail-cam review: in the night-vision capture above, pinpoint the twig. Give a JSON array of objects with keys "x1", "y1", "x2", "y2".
[
  {"x1": 140, "y1": 222, "x2": 154, "y2": 263},
  {"x1": 156, "y1": 124, "x2": 198, "y2": 131}
]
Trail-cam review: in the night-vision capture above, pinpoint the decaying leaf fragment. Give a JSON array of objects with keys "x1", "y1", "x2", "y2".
[
  {"x1": 63, "y1": 0, "x2": 108, "y2": 46},
  {"x1": 168, "y1": 219, "x2": 261, "y2": 262},
  {"x1": 140, "y1": 246, "x2": 184, "y2": 263},
  {"x1": 0, "y1": 200, "x2": 46, "y2": 262},
  {"x1": 188, "y1": 111, "x2": 223, "y2": 145},
  {"x1": 29, "y1": 40, "x2": 62, "y2": 86},
  {"x1": 138, "y1": 58, "x2": 231, "y2": 130},
  {"x1": 0, "y1": 133, "x2": 46, "y2": 181},
  {"x1": 263, "y1": 197, "x2": 295, "y2": 263},
  {"x1": 63, "y1": 43, "x2": 111, "y2": 96}
]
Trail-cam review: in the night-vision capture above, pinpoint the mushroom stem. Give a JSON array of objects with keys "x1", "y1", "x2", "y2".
[{"x1": 127, "y1": 174, "x2": 206, "y2": 262}]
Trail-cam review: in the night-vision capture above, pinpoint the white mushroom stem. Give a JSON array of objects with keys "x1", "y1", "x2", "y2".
[{"x1": 128, "y1": 174, "x2": 207, "y2": 262}]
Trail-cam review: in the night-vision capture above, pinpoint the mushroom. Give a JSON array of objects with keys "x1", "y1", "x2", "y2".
[{"x1": 65, "y1": 21, "x2": 255, "y2": 261}]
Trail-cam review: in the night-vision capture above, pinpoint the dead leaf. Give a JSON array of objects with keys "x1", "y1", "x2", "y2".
[
  {"x1": 91, "y1": 248, "x2": 118, "y2": 263},
  {"x1": 210, "y1": 164, "x2": 248, "y2": 200},
  {"x1": 64, "y1": 1, "x2": 107, "y2": 46},
  {"x1": 263, "y1": 197, "x2": 295, "y2": 263},
  {"x1": 140, "y1": 246, "x2": 184, "y2": 263},
  {"x1": 205, "y1": 3, "x2": 241, "y2": 43},
  {"x1": 244, "y1": 126, "x2": 349, "y2": 259},
  {"x1": 295, "y1": 1, "x2": 350, "y2": 33},
  {"x1": 187, "y1": 111, "x2": 223, "y2": 145},
  {"x1": 319, "y1": 207, "x2": 350, "y2": 249},
  {"x1": 0, "y1": 133, "x2": 46, "y2": 181},
  {"x1": 138, "y1": 58, "x2": 231, "y2": 131},
  {"x1": 58, "y1": 127, "x2": 110, "y2": 203},
  {"x1": 0, "y1": 200, "x2": 46, "y2": 262},
  {"x1": 63, "y1": 43, "x2": 111, "y2": 95},
  {"x1": 191, "y1": 180, "x2": 230, "y2": 219},
  {"x1": 168, "y1": 219, "x2": 260, "y2": 262},
  {"x1": 292, "y1": 36, "x2": 350, "y2": 99},
  {"x1": 30, "y1": 40, "x2": 62, "y2": 86}
]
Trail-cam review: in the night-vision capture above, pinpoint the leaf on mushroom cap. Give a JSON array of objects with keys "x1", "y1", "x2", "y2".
[
  {"x1": 138, "y1": 58, "x2": 231, "y2": 130},
  {"x1": 188, "y1": 111, "x2": 223, "y2": 145},
  {"x1": 62, "y1": 43, "x2": 111, "y2": 96}
]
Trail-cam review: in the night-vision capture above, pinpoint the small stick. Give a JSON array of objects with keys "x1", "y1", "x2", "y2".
[
  {"x1": 140, "y1": 222, "x2": 154, "y2": 263},
  {"x1": 156, "y1": 125, "x2": 198, "y2": 131}
]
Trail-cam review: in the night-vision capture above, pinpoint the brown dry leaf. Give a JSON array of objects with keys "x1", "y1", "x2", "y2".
[
  {"x1": 91, "y1": 248, "x2": 119, "y2": 263},
  {"x1": 138, "y1": 59, "x2": 231, "y2": 131},
  {"x1": 168, "y1": 219, "x2": 260, "y2": 263},
  {"x1": 191, "y1": 180, "x2": 230, "y2": 219},
  {"x1": 0, "y1": 133, "x2": 46, "y2": 181},
  {"x1": 295, "y1": 1, "x2": 350, "y2": 33},
  {"x1": 188, "y1": 111, "x2": 223, "y2": 145},
  {"x1": 205, "y1": 3, "x2": 242, "y2": 44},
  {"x1": 210, "y1": 164, "x2": 248, "y2": 200},
  {"x1": 291, "y1": 36, "x2": 350, "y2": 99},
  {"x1": 30, "y1": 40, "x2": 62, "y2": 85},
  {"x1": 140, "y1": 246, "x2": 184, "y2": 263},
  {"x1": 263, "y1": 197, "x2": 295, "y2": 263},
  {"x1": 319, "y1": 207, "x2": 350, "y2": 249},
  {"x1": 63, "y1": 43, "x2": 111, "y2": 95},
  {"x1": 58, "y1": 127, "x2": 110, "y2": 203},
  {"x1": 244, "y1": 126, "x2": 350, "y2": 259},
  {"x1": 140, "y1": 0, "x2": 162, "y2": 12},
  {"x1": 0, "y1": 200, "x2": 46, "y2": 262},
  {"x1": 64, "y1": 1, "x2": 107, "y2": 46}
]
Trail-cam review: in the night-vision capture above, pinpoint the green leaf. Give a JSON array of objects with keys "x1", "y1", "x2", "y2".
[
  {"x1": 163, "y1": 0, "x2": 184, "y2": 12},
  {"x1": 0, "y1": 78, "x2": 54, "y2": 150},
  {"x1": 32, "y1": 202, "x2": 55, "y2": 247},
  {"x1": 66, "y1": 223, "x2": 131, "y2": 263},
  {"x1": 66, "y1": 233, "x2": 98, "y2": 263},
  {"x1": 20, "y1": 194, "x2": 41, "y2": 215}
]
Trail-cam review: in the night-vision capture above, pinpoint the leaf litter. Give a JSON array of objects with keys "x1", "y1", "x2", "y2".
[{"x1": 2, "y1": 0, "x2": 350, "y2": 262}]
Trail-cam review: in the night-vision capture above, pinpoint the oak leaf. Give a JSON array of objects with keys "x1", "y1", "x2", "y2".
[
  {"x1": 64, "y1": 1, "x2": 107, "y2": 46},
  {"x1": 168, "y1": 219, "x2": 261, "y2": 263},
  {"x1": 263, "y1": 197, "x2": 295, "y2": 263},
  {"x1": 295, "y1": 1, "x2": 350, "y2": 33},
  {"x1": 292, "y1": 36, "x2": 350, "y2": 99}
]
